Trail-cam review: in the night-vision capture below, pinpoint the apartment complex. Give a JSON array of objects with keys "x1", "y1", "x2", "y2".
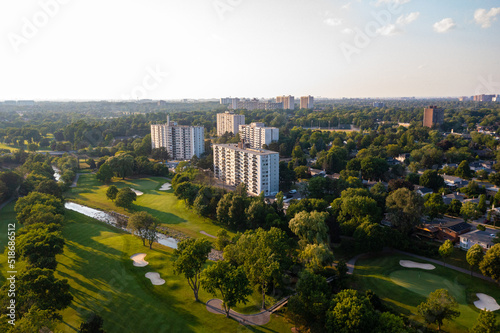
[
  {"x1": 239, "y1": 122, "x2": 279, "y2": 149},
  {"x1": 216, "y1": 111, "x2": 245, "y2": 136},
  {"x1": 277, "y1": 95, "x2": 295, "y2": 110},
  {"x1": 213, "y1": 143, "x2": 279, "y2": 196},
  {"x1": 423, "y1": 106, "x2": 444, "y2": 128},
  {"x1": 473, "y1": 94, "x2": 495, "y2": 102},
  {"x1": 300, "y1": 96, "x2": 314, "y2": 109},
  {"x1": 373, "y1": 102, "x2": 385, "y2": 108},
  {"x1": 151, "y1": 118, "x2": 204, "y2": 160}
]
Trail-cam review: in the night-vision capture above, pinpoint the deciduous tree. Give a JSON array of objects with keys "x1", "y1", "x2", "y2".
[
  {"x1": 466, "y1": 244, "x2": 484, "y2": 277},
  {"x1": 439, "y1": 240, "x2": 454, "y2": 267},
  {"x1": 417, "y1": 289, "x2": 460, "y2": 331},
  {"x1": 479, "y1": 244, "x2": 500, "y2": 282}
]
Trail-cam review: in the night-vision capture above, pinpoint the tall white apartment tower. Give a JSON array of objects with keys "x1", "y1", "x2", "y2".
[
  {"x1": 213, "y1": 143, "x2": 279, "y2": 196},
  {"x1": 239, "y1": 123, "x2": 279, "y2": 149},
  {"x1": 151, "y1": 117, "x2": 204, "y2": 160},
  {"x1": 276, "y1": 95, "x2": 295, "y2": 110},
  {"x1": 216, "y1": 111, "x2": 245, "y2": 136},
  {"x1": 300, "y1": 96, "x2": 314, "y2": 109}
]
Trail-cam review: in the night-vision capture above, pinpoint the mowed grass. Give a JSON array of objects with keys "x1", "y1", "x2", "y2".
[
  {"x1": 0, "y1": 209, "x2": 291, "y2": 332},
  {"x1": 65, "y1": 174, "x2": 227, "y2": 239},
  {"x1": 354, "y1": 253, "x2": 500, "y2": 332}
]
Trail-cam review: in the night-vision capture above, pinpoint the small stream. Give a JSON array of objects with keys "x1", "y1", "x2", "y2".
[
  {"x1": 64, "y1": 202, "x2": 178, "y2": 249},
  {"x1": 53, "y1": 166, "x2": 62, "y2": 182}
]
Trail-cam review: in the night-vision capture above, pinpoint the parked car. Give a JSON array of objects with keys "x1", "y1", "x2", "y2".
[{"x1": 289, "y1": 189, "x2": 297, "y2": 194}]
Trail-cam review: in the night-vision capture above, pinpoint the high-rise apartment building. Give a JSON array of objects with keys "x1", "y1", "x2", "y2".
[
  {"x1": 423, "y1": 106, "x2": 444, "y2": 128},
  {"x1": 213, "y1": 143, "x2": 279, "y2": 196},
  {"x1": 473, "y1": 94, "x2": 495, "y2": 102},
  {"x1": 300, "y1": 96, "x2": 314, "y2": 109},
  {"x1": 277, "y1": 95, "x2": 295, "y2": 110},
  {"x1": 217, "y1": 111, "x2": 245, "y2": 136},
  {"x1": 239, "y1": 123, "x2": 279, "y2": 149},
  {"x1": 373, "y1": 102, "x2": 385, "y2": 108},
  {"x1": 151, "y1": 117, "x2": 205, "y2": 160}
]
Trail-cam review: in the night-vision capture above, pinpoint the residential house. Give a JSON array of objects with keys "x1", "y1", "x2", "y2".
[
  {"x1": 443, "y1": 192, "x2": 466, "y2": 204},
  {"x1": 442, "y1": 175, "x2": 469, "y2": 188},
  {"x1": 416, "y1": 187, "x2": 433, "y2": 196},
  {"x1": 459, "y1": 229, "x2": 498, "y2": 251}
]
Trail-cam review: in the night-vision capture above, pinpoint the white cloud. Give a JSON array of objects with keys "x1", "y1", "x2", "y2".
[
  {"x1": 342, "y1": 28, "x2": 354, "y2": 34},
  {"x1": 433, "y1": 18, "x2": 456, "y2": 33},
  {"x1": 375, "y1": 0, "x2": 410, "y2": 6},
  {"x1": 474, "y1": 7, "x2": 500, "y2": 28},
  {"x1": 324, "y1": 18, "x2": 343, "y2": 26},
  {"x1": 342, "y1": 2, "x2": 351, "y2": 10},
  {"x1": 376, "y1": 24, "x2": 401, "y2": 36},
  {"x1": 396, "y1": 12, "x2": 420, "y2": 25}
]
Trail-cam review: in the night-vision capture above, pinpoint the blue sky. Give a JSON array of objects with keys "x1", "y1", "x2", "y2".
[{"x1": 0, "y1": 0, "x2": 499, "y2": 100}]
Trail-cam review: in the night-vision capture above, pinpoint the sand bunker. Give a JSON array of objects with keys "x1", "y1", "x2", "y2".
[
  {"x1": 474, "y1": 293, "x2": 500, "y2": 311},
  {"x1": 159, "y1": 182, "x2": 171, "y2": 191},
  {"x1": 399, "y1": 260, "x2": 436, "y2": 270},
  {"x1": 130, "y1": 253, "x2": 149, "y2": 267},
  {"x1": 145, "y1": 272, "x2": 165, "y2": 285},
  {"x1": 131, "y1": 188, "x2": 143, "y2": 196}
]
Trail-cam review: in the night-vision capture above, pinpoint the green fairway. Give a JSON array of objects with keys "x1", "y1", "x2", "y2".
[
  {"x1": 0, "y1": 208, "x2": 291, "y2": 332},
  {"x1": 65, "y1": 174, "x2": 229, "y2": 239},
  {"x1": 354, "y1": 253, "x2": 500, "y2": 332}
]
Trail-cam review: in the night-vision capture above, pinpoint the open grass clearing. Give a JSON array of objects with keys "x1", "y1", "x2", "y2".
[{"x1": 354, "y1": 253, "x2": 500, "y2": 332}]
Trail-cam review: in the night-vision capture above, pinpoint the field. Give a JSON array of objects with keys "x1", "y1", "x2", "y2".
[
  {"x1": 64, "y1": 174, "x2": 227, "y2": 239},
  {"x1": 0, "y1": 203, "x2": 292, "y2": 332},
  {"x1": 354, "y1": 253, "x2": 500, "y2": 332}
]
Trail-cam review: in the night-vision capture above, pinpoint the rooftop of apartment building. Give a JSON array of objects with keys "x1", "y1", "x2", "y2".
[{"x1": 213, "y1": 143, "x2": 279, "y2": 156}]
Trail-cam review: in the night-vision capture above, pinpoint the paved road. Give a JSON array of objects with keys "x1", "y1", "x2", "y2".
[
  {"x1": 0, "y1": 197, "x2": 15, "y2": 212},
  {"x1": 206, "y1": 299, "x2": 270, "y2": 326}
]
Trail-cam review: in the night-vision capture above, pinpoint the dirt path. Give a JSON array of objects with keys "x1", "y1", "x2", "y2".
[
  {"x1": 200, "y1": 231, "x2": 216, "y2": 239},
  {"x1": 206, "y1": 299, "x2": 271, "y2": 326}
]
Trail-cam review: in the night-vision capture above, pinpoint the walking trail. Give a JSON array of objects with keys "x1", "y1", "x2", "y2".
[{"x1": 206, "y1": 299, "x2": 271, "y2": 326}]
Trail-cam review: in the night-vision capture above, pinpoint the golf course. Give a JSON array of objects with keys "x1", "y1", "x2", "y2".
[
  {"x1": 0, "y1": 174, "x2": 293, "y2": 332},
  {"x1": 354, "y1": 253, "x2": 500, "y2": 332}
]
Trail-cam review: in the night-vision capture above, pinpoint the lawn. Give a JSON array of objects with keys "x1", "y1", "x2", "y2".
[
  {"x1": 64, "y1": 173, "x2": 229, "y2": 239},
  {"x1": 0, "y1": 208, "x2": 292, "y2": 332},
  {"x1": 354, "y1": 253, "x2": 500, "y2": 332}
]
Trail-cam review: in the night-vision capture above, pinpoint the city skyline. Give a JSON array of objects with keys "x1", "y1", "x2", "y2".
[{"x1": 1, "y1": 0, "x2": 499, "y2": 100}]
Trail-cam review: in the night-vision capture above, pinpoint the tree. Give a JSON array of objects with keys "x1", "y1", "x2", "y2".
[
  {"x1": 95, "y1": 163, "x2": 114, "y2": 183},
  {"x1": 466, "y1": 244, "x2": 484, "y2": 277},
  {"x1": 79, "y1": 313, "x2": 106, "y2": 333},
  {"x1": 439, "y1": 240, "x2": 454, "y2": 267},
  {"x1": 375, "y1": 312, "x2": 409, "y2": 333},
  {"x1": 478, "y1": 194, "x2": 487, "y2": 214},
  {"x1": 461, "y1": 202, "x2": 481, "y2": 222},
  {"x1": 87, "y1": 158, "x2": 97, "y2": 170},
  {"x1": 201, "y1": 261, "x2": 252, "y2": 317},
  {"x1": 447, "y1": 199, "x2": 462, "y2": 216},
  {"x1": 151, "y1": 147, "x2": 169, "y2": 162},
  {"x1": 425, "y1": 193, "x2": 447, "y2": 221},
  {"x1": 287, "y1": 270, "x2": 330, "y2": 332},
  {"x1": 479, "y1": 244, "x2": 500, "y2": 282},
  {"x1": 18, "y1": 228, "x2": 65, "y2": 269},
  {"x1": 386, "y1": 187, "x2": 424, "y2": 234},
  {"x1": 420, "y1": 169, "x2": 444, "y2": 192},
  {"x1": 16, "y1": 268, "x2": 73, "y2": 315},
  {"x1": 417, "y1": 289, "x2": 460, "y2": 331},
  {"x1": 173, "y1": 238, "x2": 212, "y2": 301},
  {"x1": 106, "y1": 185, "x2": 118, "y2": 201},
  {"x1": 289, "y1": 211, "x2": 329, "y2": 246},
  {"x1": 127, "y1": 212, "x2": 158, "y2": 247},
  {"x1": 15, "y1": 192, "x2": 64, "y2": 223},
  {"x1": 470, "y1": 309, "x2": 498, "y2": 333},
  {"x1": 115, "y1": 187, "x2": 137, "y2": 208},
  {"x1": 456, "y1": 160, "x2": 473, "y2": 179},
  {"x1": 214, "y1": 229, "x2": 230, "y2": 251},
  {"x1": 354, "y1": 222, "x2": 385, "y2": 252},
  {"x1": 326, "y1": 289, "x2": 378, "y2": 333},
  {"x1": 107, "y1": 154, "x2": 134, "y2": 179},
  {"x1": 299, "y1": 243, "x2": 334, "y2": 271},
  {"x1": 34, "y1": 179, "x2": 62, "y2": 199}
]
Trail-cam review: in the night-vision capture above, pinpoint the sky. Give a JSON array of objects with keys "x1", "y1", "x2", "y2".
[{"x1": 0, "y1": 0, "x2": 499, "y2": 100}]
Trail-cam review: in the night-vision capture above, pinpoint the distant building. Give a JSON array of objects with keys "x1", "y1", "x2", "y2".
[
  {"x1": 458, "y1": 96, "x2": 469, "y2": 102},
  {"x1": 151, "y1": 116, "x2": 205, "y2": 160},
  {"x1": 17, "y1": 100, "x2": 35, "y2": 106},
  {"x1": 473, "y1": 94, "x2": 495, "y2": 102},
  {"x1": 373, "y1": 102, "x2": 385, "y2": 108},
  {"x1": 300, "y1": 96, "x2": 314, "y2": 109},
  {"x1": 239, "y1": 122, "x2": 279, "y2": 149},
  {"x1": 276, "y1": 95, "x2": 294, "y2": 110},
  {"x1": 213, "y1": 143, "x2": 279, "y2": 196},
  {"x1": 423, "y1": 106, "x2": 444, "y2": 128},
  {"x1": 220, "y1": 97, "x2": 232, "y2": 105},
  {"x1": 217, "y1": 111, "x2": 245, "y2": 136},
  {"x1": 157, "y1": 100, "x2": 166, "y2": 106},
  {"x1": 3, "y1": 100, "x2": 16, "y2": 105},
  {"x1": 228, "y1": 98, "x2": 282, "y2": 111}
]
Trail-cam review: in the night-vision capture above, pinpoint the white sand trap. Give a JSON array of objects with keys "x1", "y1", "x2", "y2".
[
  {"x1": 145, "y1": 272, "x2": 165, "y2": 285},
  {"x1": 474, "y1": 293, "x2": 500, "y2": 311},
  {"x1": 399, "y1": 260, "x2": 436, "y2": 270},
  {"x1": 130, "y1": 188, "x2": 143, "y2": 196},
  {"x1": 159, "y1": 182, "x2": 171, "y2": 191},
  {"x1": 130, "y1": 253, "x2": 149, "y2": 267}
]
